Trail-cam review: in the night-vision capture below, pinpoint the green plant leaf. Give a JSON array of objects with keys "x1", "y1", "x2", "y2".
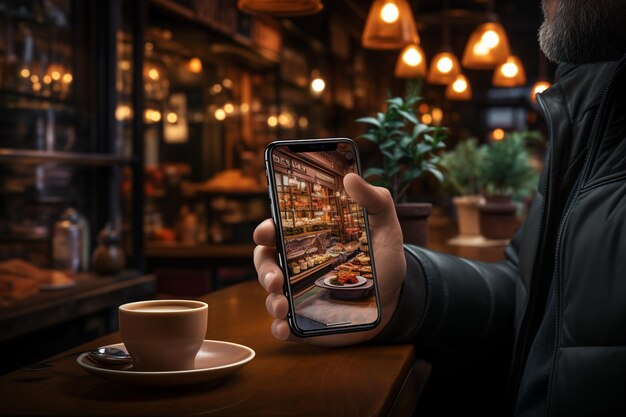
[
  {"x1": 387, "y1": 97, "x2": 403, "y2": 106},
  {"x1": 356, "y1": 117, "x2": 381, "y2": 127},
  {"x1": 426, "y1": 167, "x2": 444, "y2": 182},
  {"x1": 363, "y1": 167, "x2": 386, "y2": 178},
  {"x1": 358, "y1": 132, "x2": 378, "y2": 143},
  {"x1": 397, "y1": 109, "x2": 418, "y2": 125}
]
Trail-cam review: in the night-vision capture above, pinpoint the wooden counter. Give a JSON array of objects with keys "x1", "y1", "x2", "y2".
[
  {"x1": 0, "y1": 272, "x2": 155, "y2": 374},
  {"x1": 0, "y1": 280, "x2": 430, "y2": 417}
]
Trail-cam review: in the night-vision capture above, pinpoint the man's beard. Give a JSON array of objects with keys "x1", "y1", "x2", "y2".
[{"x1": 538, "y1": 0, "x2": 626, "y2": 64}]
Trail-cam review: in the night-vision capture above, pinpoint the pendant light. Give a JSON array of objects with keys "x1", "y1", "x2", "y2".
[
  {"x1": 492, "y1": 55, "x2": 526, "y2": 87},
  {"x1": 394, "y1": 44, "x2": 427, "y2": 78},
  {"x1": 462, "y1": 0, "x2": 511, "y2": 69},
  {"x1": 238, "y1": 0, "x2": 323, "y2": 16},
  {"x1": 462, "y1": 21, "x2": 510, "y2": 69},
  {"x1": 427, "y1": 0, "x2": 461, "y2": 84},
  {"x1": 445, "y1": 74, "x2": 472, "y2": 100},
  {"x1": 362, "y1": 0, "x2": 419, "y2": 50},
  {"x1": 530, "y1": 52, "x2": 551, "y2": 103}
]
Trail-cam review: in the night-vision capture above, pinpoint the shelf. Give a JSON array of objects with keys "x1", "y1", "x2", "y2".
[
  {"x1": 0, "y1": 149, "x2": 135, "y2": 166},
  {"x1": 280, "y1": 208, "x2": 331, "y2": 212},
  {"x1": 0, "y1": 89, "x2": 76, "y2": 108},
  {"x1": 283, "y1": 229, "x2": 332, "y2": 240},
  {"x1": 289, "y1": 258, "x2": 335, "y2": 284}
]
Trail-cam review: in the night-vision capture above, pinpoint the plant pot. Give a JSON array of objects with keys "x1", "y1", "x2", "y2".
[
  {"x1": 478, "y1": 199, "x2": 518, "y2": 240},
  {"x1": 452, "y1": 195, "x2": 485, "y2": 237},
  {"x1": 395, "y1": 203, "x2": 432, "y2": 246}
]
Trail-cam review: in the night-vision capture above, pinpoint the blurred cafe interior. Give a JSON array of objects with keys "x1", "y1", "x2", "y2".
[{"x1": 0, "y1": 0, "x2": 552, "y2": 413}]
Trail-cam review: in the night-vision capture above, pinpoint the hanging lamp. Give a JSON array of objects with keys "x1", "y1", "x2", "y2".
[
  {"x1": 427, "y1": 0, "x2": 461, "y2": 84},
  {"x1": 492, "y1": 55, "x2": 526, "y2": 87},
  {"x1": 462, "y1": 21, "x2": 510, "y2": 69},
  {"x1": 237, "y1": 0, "x2": 323, "y2": 16},
  {"x1": 445, "y1": 74, "x2": 472, "y2": 100},
  {"x1": 428, "y1": 51, "x2": 461, "y2": 85},
  {"x1": 395, "y1": 44, "x2": 427, "y2": 78},
  {"x1": 462, "y1": 0, "x2": 511, "y2": 69},
  {"x1": 530, "y1": 51, "x2": 551, "y2": 103},
  {"x1": 530, "y1": 80, "x2": 551, "y2": 103},
  {"x1": 362, "y1": 0, "x2": 419, "y2": 50}
]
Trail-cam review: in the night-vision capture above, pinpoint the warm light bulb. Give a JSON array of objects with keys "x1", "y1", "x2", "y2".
[
  {"x1": 421, "y1": 113, "x2": 432, "y2": 124},
  {"x1": 402, "y1": 46, "x2": 422, "y2": 66},
  {"x1": 452, "y1": 78, "x2": 468, "y2": 93},
  {"x1": 492, "y1": 128, "x2": 505, "y2": 141},
  {"x1": 223, "y1": 103, "x2": 234, "y2": 114},
  {"x1": 311, "y1": 78, "x2": 326, "y2": 93},
  {"x1": 20, "y1": 68, "x2": 30, "y2": 78},
  {"x1": 436, "y1": 56, "x2": 453, "y2": 73},
  {"x1": 51, "y1": 70, "x2": 61, "y2": 81},
  {"x1": 267, "y1": 115, "x2": 278, "y2": 127},
  {"x1": 32, "y1": 82, "x2": 41, "y2": 92},
  {"x1": 211, "y1": 84, "x2": 223, "y2": 94},
  {"x1": 43, "y1": 75, "x2": 52, "y2": 84},
  {"x1": 166, "y1": 112, "x2": 178, "y2": 123},
  {"x1": 148, "y1": 68, "x2": 159, "y2": 80},
  {"x1": 298, "y1": 116, "x2": 309, "y2": 129},
  {"x1": 30, "y1": 75, "x2": 39, "y2": 83},
  {"x1": 222, "y1": 78, "x2": 232, "y2": 88},
  {"x1": 62, "y1": 73, "x2": 73, "y2": 83},
  {"x1": 501, "y1": 62, "x2": 519, "y2": 78},
  {"x1": 481, "y1": 30, "x2": 500, "y2": 49},
  {"x1": 187, "y1": 57, "x2": 202, "y2": 74},
  {"x1": 240, "y1": 103, "x2": 250, "y2": 113},
  {"x1": 418, "y1": 103, "x2": 430, "y2": 114},
  {"x1": 533, "y1": 82, "x2": 550, "y2": 96},
  {"x1": 380, "y1": 2, "x2": 399, "y2": 23},
  {"x1": 116, "y1": 104, "x2": 132, "y2": 121},
  {"x1": 473, "y1": 41, "x2": 489, "y2": 56},
  {"x1": 431, "y1": 107, "x2": 443, "y2": 125},
  {"x1": 215, "y1": 108, "x2": 226, "y2": 121}
]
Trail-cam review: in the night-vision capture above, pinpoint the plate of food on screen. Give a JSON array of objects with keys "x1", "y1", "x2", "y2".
[{"x1": 323, "y1": 273, "x2": 367, "y2": 288}]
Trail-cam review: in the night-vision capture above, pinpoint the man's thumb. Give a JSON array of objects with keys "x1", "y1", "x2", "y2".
[{"x1": 343, "y1": 173, "x2": 395, "y2": 221}]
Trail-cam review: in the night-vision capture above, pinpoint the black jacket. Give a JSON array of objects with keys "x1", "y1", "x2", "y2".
[{"x1": 380, "y1": 57, "x2": 626, "y2": 416}]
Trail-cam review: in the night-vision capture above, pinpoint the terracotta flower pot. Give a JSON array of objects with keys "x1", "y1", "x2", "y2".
[
  {"x1": 395, "y1": 203, "x2": 432, "y2": 246},
  {"x1": 453, "y1": 195, "x2": 485, "y2": 237},
  {"x1": 478, "y1": 197, "x2": 518, "y2": 240}
]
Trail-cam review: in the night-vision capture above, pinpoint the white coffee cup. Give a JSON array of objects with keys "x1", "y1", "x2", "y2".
[{"x1": 118, "y1": 299, "x2": 208, "y2": 371}]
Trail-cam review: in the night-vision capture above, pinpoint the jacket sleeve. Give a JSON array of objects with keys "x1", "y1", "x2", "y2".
[{"x1": 375, "y1": 225, "x2": 522, "y2": 359}]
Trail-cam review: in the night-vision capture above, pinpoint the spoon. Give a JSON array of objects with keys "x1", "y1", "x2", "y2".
[{"x1": 87, "y1": 347, "x2": 132, "y2": 367}]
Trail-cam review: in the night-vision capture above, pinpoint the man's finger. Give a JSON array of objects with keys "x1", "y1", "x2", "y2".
[
  {"x1": 253, "y1": 245, "x2": 284, "y2": 293},
  {"x1": 253, "y1": 219, "x2": 276, "y2": 247},
  {"x1": 343, "y1": 173, "x2": 398, "y2": 228}
]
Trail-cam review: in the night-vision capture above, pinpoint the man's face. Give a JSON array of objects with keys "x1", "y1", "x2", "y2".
[{"x1": 539, "y1": 0, "x2": 626, "y2": 63}]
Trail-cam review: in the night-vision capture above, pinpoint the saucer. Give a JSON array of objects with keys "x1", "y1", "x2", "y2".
[{"x1": 77, "y1": 340, "x2": 255, "y2": 387}]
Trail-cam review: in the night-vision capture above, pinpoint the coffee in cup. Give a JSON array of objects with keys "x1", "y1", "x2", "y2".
[{"x1": 118, "y1": 299, "x2": 208, "y2": 371}]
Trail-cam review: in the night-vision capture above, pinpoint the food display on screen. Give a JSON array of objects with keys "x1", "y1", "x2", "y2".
[{"x1": 269, "y1": 142, "x2": 379, "y2": 332}]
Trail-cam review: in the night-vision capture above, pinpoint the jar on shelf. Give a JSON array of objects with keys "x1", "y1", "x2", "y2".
[{"x1": 92, "y1": 223, "x2": 125, "y2": 275}]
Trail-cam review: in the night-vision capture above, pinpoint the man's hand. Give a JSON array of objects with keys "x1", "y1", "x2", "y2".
[{"x1": 253, "y1": 173, "x2": 406, "y2": 346}]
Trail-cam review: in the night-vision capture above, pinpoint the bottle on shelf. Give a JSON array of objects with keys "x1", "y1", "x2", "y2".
[{"x1": 52, "y1": 208, "x2": 86, "y2": 273}]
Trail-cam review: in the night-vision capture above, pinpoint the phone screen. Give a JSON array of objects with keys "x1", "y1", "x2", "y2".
[{"x1": 266, "y1": 139, "x2": 381, "y2": 336}]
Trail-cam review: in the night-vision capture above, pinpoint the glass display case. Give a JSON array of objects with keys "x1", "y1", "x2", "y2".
[{"x1": 0, "y1": 0, "x2": 143, "y2": 279}]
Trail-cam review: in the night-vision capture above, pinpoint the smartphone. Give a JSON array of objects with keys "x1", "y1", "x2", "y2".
[{"x1": 264, "y1": 138, "x2": 381, "y2": 337}]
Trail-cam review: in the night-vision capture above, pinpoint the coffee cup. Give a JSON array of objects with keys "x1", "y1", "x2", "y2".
[{"x1": 118, "y1": 299, "x2": 208, "y2": 371}]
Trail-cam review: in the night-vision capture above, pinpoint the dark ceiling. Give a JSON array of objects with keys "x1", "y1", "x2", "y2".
[{"x1": 288, "y1": 0, "x2": 551, "y2": 85}]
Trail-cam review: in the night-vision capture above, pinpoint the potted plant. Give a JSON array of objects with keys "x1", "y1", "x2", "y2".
[
  {"x1": 356, "y1": 85, "x2": 447, "y2": 246},
  {"x1": 479, "y1": 131, "x2": 539, "y2": 240},
  {"x1": 440, "y1": 138, "x2": 486, "y2": 238}
]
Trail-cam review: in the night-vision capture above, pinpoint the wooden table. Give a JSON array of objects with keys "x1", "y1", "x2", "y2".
[
  {"x1": 0, "y1": 272, "x2": 156, "y2": 374},
  {"x1": 0, "y1": 280, "x2": 431, "y2": 417}
]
